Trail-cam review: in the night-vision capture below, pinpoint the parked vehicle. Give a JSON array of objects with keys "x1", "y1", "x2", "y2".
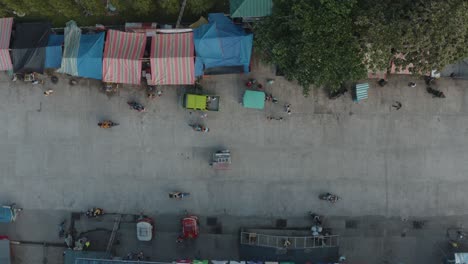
[
  {"x1": 98, "y1": 120, "x2": 119, "y2": 128},
  {"x1": 183, "y1": 94, "x2": 219, "y2": 111},
  {"x1": 0, "y1": 204, "x2": 22, "y2": 223},
  {"x1": 137, "y1": 216, "x2": 154, "y2": 242},
  {"x1": 189, "y1": 124, "x2": 209, "y2": 133},
  {"x1": 319, "y1": 193, "x2": 340, "y2": 203},
  {"x1": 181, "y1": 215, "x2": 199, "y2": 240},
  {"x1": 169, "y1": 192, "x2": 190, "y2": 200},
  {"x1": 128, "y1": 101, "x2": 145, "y2": 112},
  {"x1": 210, "y1": 150, "x2": 231, "y2": 170}
]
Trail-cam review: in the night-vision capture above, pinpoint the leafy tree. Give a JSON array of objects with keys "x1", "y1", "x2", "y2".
[
  {"x1": 355, "y1": 0, "x2": 468, "y2": 74},
  {"x1": 47, "y1": 0, "x2": 81, "y2": 18},
  {"x1": 22, "y1": 0, "x2": 54, "y2": 16},
  {"x1": 255, "y1": 0, "x2": 366, "y2": 94},
  {"x1": 76, "y1": 0, "x2": 107, "y2": 16},
  {"x1": 158, "y1": 0, "x2": 215, "y2": 15},
  {"x1": 0, "y1": 0, "x2": 27, "y2": 15}
]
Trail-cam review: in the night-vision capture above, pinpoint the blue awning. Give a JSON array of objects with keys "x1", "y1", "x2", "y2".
[
  {"x1": 194, "y1": 13, "x2": 253, "y2": 76},
  {"x1": 354, "y1": 83, "x2": 369, "y2": 102},
  {"x1": 45, "y1": 34, "x2": 64, "y2": 69},
  {"x1": 58, "y1": 21, "x2": 104, "y2": 80}
]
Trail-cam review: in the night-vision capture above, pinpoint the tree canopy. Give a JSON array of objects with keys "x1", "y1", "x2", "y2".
[
  {"x1": 255, "y1": 0, "x2": 366, "y2": 94},
  {"x1": 0, "y1": 0, "x2": 218, "y2": 24},
  {"x1": 255, "y1": 0, "x2": 468, "y2": 94},
  {"x1": 355, "y1": 0, "x2": 468, "y2": 75}
]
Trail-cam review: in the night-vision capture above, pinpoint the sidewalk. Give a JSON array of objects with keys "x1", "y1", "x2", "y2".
[{"x1": 1, "y1": 209, "x2": 467, "y2": 263}]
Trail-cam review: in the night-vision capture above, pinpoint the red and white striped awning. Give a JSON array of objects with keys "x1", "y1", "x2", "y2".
[
  {"x1": 149, "y1": 32, "x2": 195, "y2": 85},
  {"x1": 125, "y1": 22, "x2": 158, "y2": 36},
  {"x1": 0, "y1": 18, "x2": 13, "y2": 71},
  {"x1": 102, "y1": 30, "x2": 147, "y2": 85}
]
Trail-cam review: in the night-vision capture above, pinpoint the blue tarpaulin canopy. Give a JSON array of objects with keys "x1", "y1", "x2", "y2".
[
  {"x1": 58, "y1": 21, "x2": 104, "y2": 80},
  {"x1": 0, "y1": 207, "x2": 12, "y2": 223},
  {"x1": 77, "y1": 33, "x2": 105, "y2": 79},
  {"x1": 45, "y1": 34, "x2": 64, "y2": 69},
  {"x1": 194, "y1": 13, "x2": 253, "y2": 76}
]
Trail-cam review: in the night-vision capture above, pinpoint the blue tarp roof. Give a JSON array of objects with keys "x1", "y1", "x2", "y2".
[
  {"x1": 194, "y1": 13, "x2": 253, "y2": 76},
  {"x1": 58, "y1": 21, "x2": 104, "y2": 80},
  {"x1": 77, "y1": 33, "x2": 104, "y2": 80},
  {"x1": 0, "y1": 207, "x2": 12, "y2": 223},
  {"x1": 45, "y1": 34, "x2": 64, "y2": 69}
]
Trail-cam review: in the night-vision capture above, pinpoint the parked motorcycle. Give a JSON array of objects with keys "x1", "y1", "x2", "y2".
[
  {"x1": 169, "y1": 192, "x2": 190, "y2": 200},
  {"x1": 189, "y1": 124, "x2": 209, "y2": 133},
  {"x1": 98, "y1": 120, "x2": 119, "y2": 128},
  {"x1": 426, "y1": 87, "x2": 445, "y2": 98},
  {"x1": 329, "y1": 86, "x2": 348, "y2": 100},
  {"x1": 319, "y1": 193, "x2": 340, "y2": 203},
  {"x1": 127, "y1": 101, "x2": 145, "y2": 112},
  {"x1": 424, "y1": 76, "x2": 436, "y2": 85},
  {"x1": 58, "y1": 220, "x2": 66, "y2": 238},
  {"x1": 86, "y1": 207, "x2": 104, "y2": 218},
  {"x1": 309, "y1": 212, "x2": 323, "y2": 225}
]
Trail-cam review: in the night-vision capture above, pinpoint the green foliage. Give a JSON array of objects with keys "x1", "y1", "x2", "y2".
[
  {"x1": 186, "y1": 0, "x2": 216, "y2": 15},
  {"x1": 158, "y1": 0, "x2": 215, "y2": 15},
  {"x1": 128, "y1": 0, "x2": 156, "y2": 15},
  {"x1": 22, "y1": 0, "x2": 54, "y2": 16},
  {"x1": 0, "y1": 0, "x2": 27, "y2": 15},
  {"x1": 355, "y1": 0, "x2": 468, "y2": 75},
  {"x1": 255, "y1": 0, "x2": 366, "y2": 94},
  {"x1": 47, "y1": 0, "x2": 81, "y2": 18},
  {"x1": 78, "y1": 0, "x2": 107, "y2": 16},
  {"x1": 158, "y1": 0, "x2": 180, "y2": 14}
]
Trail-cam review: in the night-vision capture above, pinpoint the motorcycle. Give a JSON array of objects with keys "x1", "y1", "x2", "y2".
[
  {"x1": 426, "y1": 87, "x2": 445, "y2": 98},
  {"x1": 58, "y1": 220, "x2": 66, "y2": 238},
  {"x1": 98, "y1": 120, "x2": 119, "y2": 128},
  {"x1": 424, "y1": 76, "x2": 436, "y2": 85},
  {"x1": 86, "y1": 207, "x2": 104, "y2": 218},
  {"x1": 329, "y1": 86, "x2": 348, "y2": 100},
  {"x1": 169, "y1": 192, "x2": 190, "y2": 200},
  {"x1": 189, "y1": 124, "x2": 209, "y2": 133},
  {"x1": 319, "y1": 193, "x2": 340, "y2": 203},
  {"x1": 127, "y1": 101, "x2": 145, "y2": 112},
  {"x1": 309, "y1": 212, "x2": 323, "y2": 225}
]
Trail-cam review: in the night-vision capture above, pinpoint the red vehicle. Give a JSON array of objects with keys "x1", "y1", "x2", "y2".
[{"x1": 181, "y1": 215, "x2": 199, "y2": 239}]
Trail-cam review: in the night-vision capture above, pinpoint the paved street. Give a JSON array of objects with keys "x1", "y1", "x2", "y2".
[{"x1": 0, "y1": 60, "x2": 468, "y2": 263}]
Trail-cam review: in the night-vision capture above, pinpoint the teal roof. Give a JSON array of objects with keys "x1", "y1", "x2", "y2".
[
  {"x1": 230, "y1": 0, "x2": 273, "y2": 18},
  {"x1": 355, "y1": 83, "x2": 369, "y2": 102},
  {"x1": 243, "y1": 90, "x2": 265, "y2": 109}
]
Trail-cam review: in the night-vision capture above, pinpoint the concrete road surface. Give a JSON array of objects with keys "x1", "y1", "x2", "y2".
[{"x1": 0, "y1": 63, "x2": 468, "y2": 263}]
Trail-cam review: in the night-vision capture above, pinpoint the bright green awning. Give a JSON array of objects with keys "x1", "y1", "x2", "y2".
[{"x1": 243, "y1": 90, "x2": 265, "y2": 109}]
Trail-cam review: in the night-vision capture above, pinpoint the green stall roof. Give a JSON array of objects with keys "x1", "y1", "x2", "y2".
[
  {"x1": 243, "y1": 90, "x2": 265, "y2": 109},
  {"x1": 230, "y1": 0, "x2": 273, "y2": 18}
]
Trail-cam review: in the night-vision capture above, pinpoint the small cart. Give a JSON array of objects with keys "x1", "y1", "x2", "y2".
[
  {"x1": 136, "y1": 217, "x2": 154, "y2": 242},
  {"x1": 211, "y1": 150, "x2": 231, "y2": 170}
]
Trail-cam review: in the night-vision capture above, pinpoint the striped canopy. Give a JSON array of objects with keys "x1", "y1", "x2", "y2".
[
  {"x1": 149, "y1": 32, "x2": 195, "y2": 85},
  {"x1": 102, "y1": 30, "x2": 146, "y2": 84},
  {"x1": 0, "y1": 18, "x2": 13, "y2": 71}
]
